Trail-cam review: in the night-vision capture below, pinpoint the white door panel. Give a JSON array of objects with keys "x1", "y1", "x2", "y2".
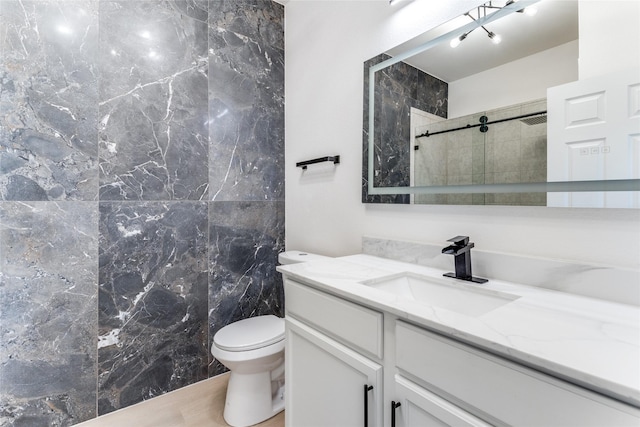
[{"x1": 547, "y1": 68, "x2": 640, "y2": 207}]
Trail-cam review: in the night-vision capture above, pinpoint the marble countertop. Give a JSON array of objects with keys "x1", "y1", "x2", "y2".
[{"x1": 277, "y1": 254, "x2": 640, "y2": 408}]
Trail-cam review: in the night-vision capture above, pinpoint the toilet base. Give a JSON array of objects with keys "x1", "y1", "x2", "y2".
[{"x1": 223, "y1": 371, "x2": 285, "y2": 427}]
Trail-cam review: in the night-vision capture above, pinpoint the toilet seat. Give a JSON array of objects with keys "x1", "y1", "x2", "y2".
[{"x1": 214, "y1": 315, "x2": 284, "y2": 352}]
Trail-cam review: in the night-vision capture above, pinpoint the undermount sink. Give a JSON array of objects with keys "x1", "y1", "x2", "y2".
[{"x1": 360, "y1": 272, "x2": 519, "y2": 317}]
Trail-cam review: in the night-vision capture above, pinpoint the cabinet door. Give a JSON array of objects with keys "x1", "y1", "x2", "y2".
[
  {"x1": 396, "y1": 321, "x2": 640, "y2": 426},
  {"x1": 286, "y1": 318, "x2": 383, "y2": 427},
  {"x1": 393, "y1": 376, "x2": 491, "y2": 427}
]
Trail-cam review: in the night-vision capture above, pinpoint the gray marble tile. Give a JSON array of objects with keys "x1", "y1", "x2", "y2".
[
  {"x1": 362, "y1": 54, "x2": 448, "y2": 204},
  {"x1": 0, "y1": 201, "x2": 99, "y2": 426},
  {"x1": 98, "y1": 1, "x2": 209, "y2": 201},
  {"x1": 0, "y1": 1, "x2": 285, "y2": 424},
  {"x1": 208, "y1": 201, "x2": 284, "y2": 375},
  {"x1": 208, "y1": 2, "x2": 284, "y2": 202},
  {"x1": 0, "y1": 0, "x2": 99, "y2": 201},
  {"x1": 170, "y1": 0, "x2": 209, "y2": 23},
  {"x1": 208, "y1": 0, "x2": 284, "y2": 51},
  {"x1": 97, "y1": 201, "x2": 209, "y2": 414}
]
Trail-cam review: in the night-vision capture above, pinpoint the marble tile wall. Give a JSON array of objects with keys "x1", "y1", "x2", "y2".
[
  {"x1": 208, "y1": 201, "x2": 284, "y2": 376},
  {"x1": 98, "y1": 1, "x2": 209, "y2": 201},
  {"x1": 0, "y1": 0, "x2": 284, "y2": 425},
  {"x1": 208, "y1": 0, "x2": 285, "y2": 202},
  {"x1": 362, "y1": 54, "x2": 448, "y2": 204},
  {"x1": 97, "y1": 202, "x2": 209, "y2": 414},
  {"x1": 0, "y1": 202, "x2": 99, "y2": 426},
  {"x1": 0, "y1": 0, "x2": 99, "y2": 201}
]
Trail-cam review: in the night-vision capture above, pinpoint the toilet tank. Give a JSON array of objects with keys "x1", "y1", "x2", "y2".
[{"x1": 278, "y1": 250, "x2": 330, "y2": 265}]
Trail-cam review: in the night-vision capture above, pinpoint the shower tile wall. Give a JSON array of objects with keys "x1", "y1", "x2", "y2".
[
  {"x1": 484, "y1": 99, "x2": 547, "y2": 206},
  {"x1": 414, "y1": 99, "x2": 547, "y2": 206},
  {"x1": 413, "y1": 113, "x2": 485, "y2": 205},
  {"x1": 0, "y1": 0, "x2": 284, "y2": 425}
]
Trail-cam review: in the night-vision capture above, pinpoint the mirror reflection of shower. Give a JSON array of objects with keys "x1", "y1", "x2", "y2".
[{"x1": 411, "y1": 99, "x2": 547, "y2": 206}]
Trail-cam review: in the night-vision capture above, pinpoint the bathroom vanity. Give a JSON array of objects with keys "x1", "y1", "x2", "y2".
[{"x1": 277, "y1": 255, "x2": 640, "y2": 427}]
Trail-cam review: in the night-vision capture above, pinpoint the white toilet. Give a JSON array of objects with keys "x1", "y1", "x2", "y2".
[
  {"x1": 211, "y1": 250, "x2": 329, "y2": 427},
  {"x1": 212, "y1": 315, "x2": 285, "y2": 427}
]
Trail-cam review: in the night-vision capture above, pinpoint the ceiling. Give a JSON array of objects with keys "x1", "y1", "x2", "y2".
[{"x1": 386, "y1": 0, "x2": 579, "y2": 83}]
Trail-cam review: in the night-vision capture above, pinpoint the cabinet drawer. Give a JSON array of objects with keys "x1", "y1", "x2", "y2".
[
  {"x1": 396, "y1": 321, "x2": 640, "y2": 426},
  {"x1": 285, "y1": 279, "x2": 383, "y2": 359}
]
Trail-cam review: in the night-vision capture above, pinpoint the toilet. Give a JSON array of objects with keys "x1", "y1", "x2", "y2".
[
  {"x1": 211, "y1": 250, "x2": 329, "y2": 427},
  {"x1": 277, "y1": 250, "x2": 330, "y2": 265},
  {"x1": 212, "y1": 315, "x2": 285, "y2": 427}
]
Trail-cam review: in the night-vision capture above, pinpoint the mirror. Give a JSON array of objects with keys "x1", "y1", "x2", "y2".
[{"x1": 363, "y1": 0, "x2": 640, "y2": 207}]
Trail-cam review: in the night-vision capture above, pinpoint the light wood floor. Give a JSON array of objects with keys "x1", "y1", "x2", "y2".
[{"x1": 75, "y1": 373, "x2": 285, "y2": 427}]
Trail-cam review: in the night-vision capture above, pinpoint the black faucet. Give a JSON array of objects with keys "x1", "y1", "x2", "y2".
[{"x1": 441, "y1": 236, "x2": 488, "y2": 283}]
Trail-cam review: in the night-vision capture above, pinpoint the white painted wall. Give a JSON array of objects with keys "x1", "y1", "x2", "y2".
[
  {"x1": 448, "y1": 40, "x2": 578, "y2": 118},
  {"x1": 284, "y1": 0, "x2": 640, "y2": 269},
  {"x1": 579, "y1": 0, "x2": 640, "y2": 80}
]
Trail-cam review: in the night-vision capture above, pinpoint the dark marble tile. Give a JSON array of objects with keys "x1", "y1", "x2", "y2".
[
  {"x1": 416, "y1": 72, "x2": 448, "y2": 117},
  {"x1": 209, "y1": 0, "x2": 284, "y2": 50},
  {"x1": 167, "y1": 0, "x2": 209, "y2": 23},
  {"x1": 208, "y1": 4, "x2": 284, "y2": 202},
  {"x1": 0, "y1": 201, "x2": 99, "y2": 426},
  {"x1": 0, "y1": 1, "x2": 99, "y2": 201},
  {"x1": 376, "y1": 60, "x2": 419, "y2": 101},
  {"x1": 98, "y1": 1, "x2": 209, "y2": 201},
  {"x1": 362, "y1": 54, "x2": 448, "y2": 204},
  {"x1": 97, "y1": 201, "x2": 209, "y2": 414},
  {"x1": 208, "y1": 201, "x2": 284, "y2": 376},
  {"x1": 0, "y1": 0, "x2": 285, "y2": 424}
]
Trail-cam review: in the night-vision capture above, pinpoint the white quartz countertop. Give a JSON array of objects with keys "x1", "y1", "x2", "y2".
[{"x1": 277, "y1": 254, "x2": 640, "y2": 408}]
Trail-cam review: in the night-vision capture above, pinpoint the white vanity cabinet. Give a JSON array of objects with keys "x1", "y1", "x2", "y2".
[
  {"x1": 392, "y1": 375, "x2": 490, "y2": 427},
  {"x1": 284, "y1": 279, "x2": 384, "y2": 427},
  {"x1": 283, "y1": 277, "x2": 640, "y2": 427},
  {"x1": 395, "y1": 321, "x2": 640, "y2": 426},
  {"x1": 286, "y1": 319, "x2": 383, "y2": 427}
]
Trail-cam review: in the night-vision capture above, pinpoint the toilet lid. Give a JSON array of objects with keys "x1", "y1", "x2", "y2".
[{"x1": 214, "y1": 315, "x2": 285, "y2": 352}]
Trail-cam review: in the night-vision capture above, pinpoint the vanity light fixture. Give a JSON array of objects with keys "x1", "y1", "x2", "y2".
[
  {"x1": 487, "y1": 30, "x2": 502, "y2": 44},
  {"x1": 450, "y1": 0, "x2": 534, "y2": 48},
  {"x1": 506, "y1": 0, "x2": 538, "y2": 16},
  {"x1": 450, "y1": 32, "x2": 469, "y2": 48}
]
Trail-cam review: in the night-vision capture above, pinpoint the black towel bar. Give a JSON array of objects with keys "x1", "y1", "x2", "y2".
[{"x1": 296, "y1": 155, "x2": 340, "y2": 170}]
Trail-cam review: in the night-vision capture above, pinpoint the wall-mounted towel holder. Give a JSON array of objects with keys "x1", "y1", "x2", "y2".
[{"x1": 296, "y1": 155, "x2": 340, "y2": 170}]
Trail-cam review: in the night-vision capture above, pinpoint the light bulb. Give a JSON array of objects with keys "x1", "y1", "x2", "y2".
[
  {"x1": 488, "y1": 32, "x2": 502, "y2": 44},
  {"x1": 524, "y1": 6, "x2": 538, "y2": 16},
  {"x1": 450, "y1": 33, "x2": 467, "y2": 48}
]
